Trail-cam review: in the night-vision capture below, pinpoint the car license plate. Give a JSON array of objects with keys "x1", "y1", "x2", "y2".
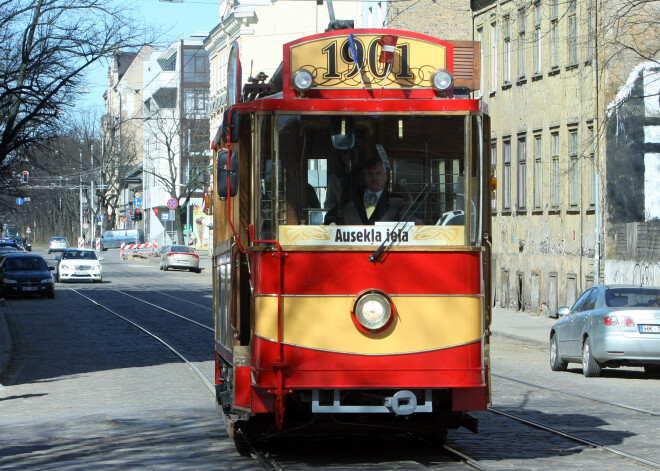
[
  {"x1": 640, "y1": 325, "x2": 660, "y2": 333},
  {"x1": 75, "y1": 271, "x2": 88, "y2": 275},
  {"x1": 22, "y1": 286, "x2": 38, "y2": 291}
]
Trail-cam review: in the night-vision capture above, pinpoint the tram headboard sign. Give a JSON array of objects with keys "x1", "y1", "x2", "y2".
[
  {"x1": 283, "y1": 29, "x2": 479, "y2": 99},
  {"x1": 278, "y1": 224, "x2": 465, "y2": 248}
]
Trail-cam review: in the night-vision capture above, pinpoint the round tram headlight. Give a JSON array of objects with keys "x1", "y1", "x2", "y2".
[
  {"x1": 354, "y1": 291, "x2": 393, "y2": 333},
  {"x1": 431, "y1": 69, "x2": 453, "y2": 91},
  {"x1": 291, "y1": 69, "x2": 313, "y2": 92}
]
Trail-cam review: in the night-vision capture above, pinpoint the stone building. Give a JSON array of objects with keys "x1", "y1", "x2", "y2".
[{"x1": 469, "y1": 0, "x2": 659, "y2": 315}]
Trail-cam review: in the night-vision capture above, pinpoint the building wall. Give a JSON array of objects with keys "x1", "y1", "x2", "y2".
[
  {"x1": 386, "y1": 0, "x2": 472, "y2": 40},
  {"x1": 473, "y1": 0, "x2": 599, "y2": 314}
]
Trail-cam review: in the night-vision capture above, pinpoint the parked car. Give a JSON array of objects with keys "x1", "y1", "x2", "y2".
[
  {"x1": 159, "y1": 245, "x2": 201, "y2": 273},
  {"x1": 550, "y1": 285, "x2": 660, "y2": 377},
  {"x1": 56, "y1": 248, "x2": 103, "y2": 283},
  {"x1": 48, "y1": 236, "x2": 69, "y2": 254},
  {"x1": 0, "y1": 253, "x2": 55, "y2": 298},
  {"x1": 0, "y1": 240, "x2": 22, "y2": 252},
  {"x1": 99, "y1": 229, "x2": 144, "y2": 250}
]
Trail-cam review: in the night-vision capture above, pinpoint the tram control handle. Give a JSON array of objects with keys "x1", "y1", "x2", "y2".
[{"x1": 369, "y1": 184, "x2": 435, "y2": 263}]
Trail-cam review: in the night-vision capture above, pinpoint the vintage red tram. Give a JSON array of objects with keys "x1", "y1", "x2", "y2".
[{"x1": 211, "y1": 27, "x2": 492, "y2": 447}]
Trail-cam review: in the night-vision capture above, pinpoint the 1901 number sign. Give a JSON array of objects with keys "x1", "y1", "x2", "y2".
[{"x1": 290, "y1": 33, "x2": 447, "y2": 90}]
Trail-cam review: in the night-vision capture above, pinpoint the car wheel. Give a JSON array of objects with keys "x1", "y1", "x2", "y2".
[
  {"x1": 163, "y1": 264, "x2": 168, "y2": 271},
  {"x1": 48, "y1": 250, "x2": 51, "y2": 254},
  {"x1": 550, "y1": 334, "x2": 568, "y2": 371},
  {"x1": 47, "y1": 291, "x2": 55, "y2": 299},
  {"x1": 582, "y1": 337, "x2": 602, "y2": 377},
  {"x1": 644, "y1": 365, "x2": 660, "y2": 377}
]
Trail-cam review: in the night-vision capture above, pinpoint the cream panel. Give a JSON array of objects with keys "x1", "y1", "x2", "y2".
[{"x1": 254, "y1": 295, "x2": 483, "y2": 354}]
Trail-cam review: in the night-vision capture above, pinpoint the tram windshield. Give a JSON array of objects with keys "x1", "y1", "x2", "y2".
[{"x1": 257, "y1": 114, "x2": 485, "y2": 247}]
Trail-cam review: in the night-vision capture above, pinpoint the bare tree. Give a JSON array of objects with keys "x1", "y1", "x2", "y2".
[
  {"x1": 143, "y1": 108, "x2": 209, "y2": 244},
  {"x1": 0, "y1": 0, "x2": 156, "y2": 173}
]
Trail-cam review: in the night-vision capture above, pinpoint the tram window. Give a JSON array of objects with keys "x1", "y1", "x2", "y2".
[{"x1": 256, "y1": 114, "x2": 482, "y2": 240}]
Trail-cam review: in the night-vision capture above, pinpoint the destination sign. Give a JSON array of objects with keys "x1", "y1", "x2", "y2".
[{"x1": 279, "y1": 224, "x2": 464, "y2": 247}]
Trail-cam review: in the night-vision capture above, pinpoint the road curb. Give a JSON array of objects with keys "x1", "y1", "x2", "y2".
[{"x1": 0, "y1": 301, "x2": 11, "y2": 378}]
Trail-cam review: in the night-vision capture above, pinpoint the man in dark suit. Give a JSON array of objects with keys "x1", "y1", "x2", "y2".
[{"x1": 324, "y1": 157, "x2": 409, "y2": 225}]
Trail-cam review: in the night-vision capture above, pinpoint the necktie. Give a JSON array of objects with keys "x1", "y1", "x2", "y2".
[{"x1": 365, "y1": 192, "x2": 378, "y2": 218}]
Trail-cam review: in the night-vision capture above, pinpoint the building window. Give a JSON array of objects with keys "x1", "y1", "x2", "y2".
[
  {"x1": 518, "y1": 9, "x2": 526, "y2": 79},
  {"x1": 491, "y1": 139, "x2": 497, "y2": 212},
  {"x1": 491, "y1": 22, "x2": 498, "y2": 93},
  {"x1": 534, "y1": 3, "x2": 542, "y2": 74},
  {"x1": 551, "y1": 131, "x2": 560, "y2": 208},
  {"x1": 184, "y1": 48, "x2": 209, "y2": 83},
  {"x1": 569, "y1": 129, "x2": 579, "y2": 207},
  {"x1": 478, "y1": 28, "x2": 484, "y2": 97},
  {"x1": 503, "y1": 138, "x2": 511, "y2": 210},
  {"x1": 517, "y1": 134, "x2": 527, "y2": 210},
  {"x1": 550, "y1": 1, "x2": 559, "y2": 69},
  {"x1": 568, "y1": 0, "x2": 577, "y2": 65},
  {"x1": 534, "y1": 134, "x2": 543, "y2": 209},
  {"x1": 588, "y1": 125, "x2": 596, "y2": 207},
  {"x1": 503, "y1": 16, "x2": 511, "y2": 84},
  {"x1": 587, "y1": 0, "x2": 594, "y2": 61}
]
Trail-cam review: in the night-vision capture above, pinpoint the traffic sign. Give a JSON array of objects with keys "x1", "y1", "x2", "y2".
[
  {"x1": 83, "y1": 222, "x2": 89, "y2": 229},
  {"x1": 134, "y1": 197, "x2": 142, "y2": 208},
  {"x1": 16, "y1": 197, "x2": 24, "y2": 205},
  {"x1": 167, "y1": 198, "x2": 178, "y2": 209},
  {"x1": 161, "y1": 213, "x2": 170, "y2": 221}
]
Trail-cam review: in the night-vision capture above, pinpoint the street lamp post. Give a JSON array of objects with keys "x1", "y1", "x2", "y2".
[{"x1": 79, "y1": 141, "x2": 84, "y2": 240}]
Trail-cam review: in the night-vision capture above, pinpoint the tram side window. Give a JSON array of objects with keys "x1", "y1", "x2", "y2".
[{"x1": 307, "y1": 158, "x2": 327, "y2": 225}]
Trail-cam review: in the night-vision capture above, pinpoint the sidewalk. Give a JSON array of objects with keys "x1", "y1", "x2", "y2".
[{"x1": 490, "y1": 306, "x2": 556, "y2": 349}]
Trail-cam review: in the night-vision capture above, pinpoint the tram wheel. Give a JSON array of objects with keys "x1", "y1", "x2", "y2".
[{"x1": 232, "y1": 423, "x2": 254, "y2": 457}]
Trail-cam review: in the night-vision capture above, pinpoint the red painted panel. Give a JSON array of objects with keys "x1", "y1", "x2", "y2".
[
  {"x1": 251, "y1": 336, "x2": 485, "y2": 390},
  {"x1": 452, "y1": 386, "x2": 488, "y2": 411},
  {"x1": 252, "y1": 251, "x2": 481, "y2": 296},
  {"x1": 234, "y1": 366, "x2": 251, "y2": 409}
]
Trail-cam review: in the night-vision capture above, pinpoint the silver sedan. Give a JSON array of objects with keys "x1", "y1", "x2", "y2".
[
  {"x1": 159, "y1": 245, "x2": 201, "y2": 273},
  {"x1": 550, "y1": 285, "x2": 660, "y2": 377}
]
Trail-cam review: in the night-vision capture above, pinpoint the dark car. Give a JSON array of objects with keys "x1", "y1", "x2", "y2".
[
  {"x1": 550, "y1": 284, "x2": 660, "y2": 377},
  {"x1": 0, "y1": 253, "x2": 55, "y2": 298},
  {"x1": 0, "y1": 240, "x2": 23, "y2": 253}
]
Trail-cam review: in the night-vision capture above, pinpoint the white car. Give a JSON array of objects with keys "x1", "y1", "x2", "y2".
[{"x1": 56, "y1": 248, "x2": 103, "y2": 283}]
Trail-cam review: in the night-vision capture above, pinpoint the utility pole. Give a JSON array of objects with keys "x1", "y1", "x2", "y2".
[
  {"x1": 80, "y1": 141, "x2": 84, "y2": 240},
  {"x1": 91, "y1": 143, "x2": 95, "y2": 242}
]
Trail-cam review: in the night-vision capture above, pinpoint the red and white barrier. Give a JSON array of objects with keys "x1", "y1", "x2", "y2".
[{"x1": 120, "y1": 242, "x2": 158, "y2": 260}]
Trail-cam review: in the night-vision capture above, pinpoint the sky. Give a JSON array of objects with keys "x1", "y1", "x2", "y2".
[{"x1": 77, "y1": 0, "x2": 219, "y2": 114}]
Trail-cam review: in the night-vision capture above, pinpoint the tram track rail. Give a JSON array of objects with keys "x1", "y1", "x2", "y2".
[
  {"x1": 487, "y1": 406, "x2": 660, "y2": 469},
  {"x1": 62, "y1": 285, "x2": 281, "y2": 470},
  {"x1": 494, "y1": 373, "x2": 660, "y2": 417}
]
